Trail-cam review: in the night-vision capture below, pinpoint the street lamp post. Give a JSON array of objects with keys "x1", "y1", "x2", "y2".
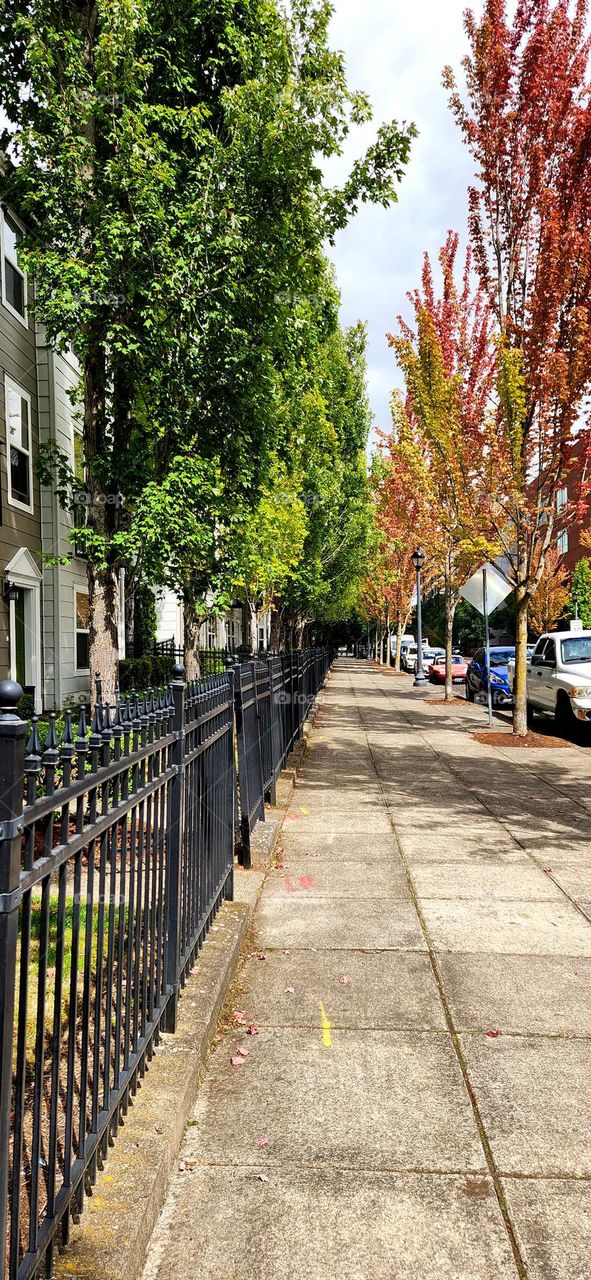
[{"x1": 412, "y1": 547, "x2": 426, "y2": 687}]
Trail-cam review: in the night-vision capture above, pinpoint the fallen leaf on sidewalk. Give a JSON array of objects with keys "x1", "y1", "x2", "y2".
[
  {"x1": 338, "y1": 976, "x2": 351, "y2": 985},
  {"x1": 178, "y1": 1161, "x2": 187, "y2": 1171},
  {"x1": 231, "y1": 1010, "x2": 248, "y2": 1026},
  {"x1": 231, "y1": 1055, "x2": 247, "y2": 1067},
  {"x1": 236, "y1": 1046, "x2": 250, "y2": 1057},
  {"x1": 247, "y1": 1025, "x2": 259, "y2": 1035},
  {"x1": 256, "y1": 1137, "x2": 269, "y2": 1148},
  {"x1": 257, "y1": 953, "x2": 268, "y2": 961},
  {"x1": 485, "y1": 1030, "x2": 501, "y2": 1039},
  {"x1": 285, "y1": 986, "x2": 295, "y2": 994},
  {"x1": 256, "y1": 1173, "x2": 270, "y2": 1183}
]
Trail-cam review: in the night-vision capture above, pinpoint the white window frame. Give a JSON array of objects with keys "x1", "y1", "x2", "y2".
[
  {"x1": 556, "y1": 486, "x2": 568, "y2": 512},
  {"x1": 0, "y1": 207, "x2": 28, "y2": 328},
  {"x1": 5, "y1": 375, "x2": 34, "y2": 514},
  {"x1": 74, "y1": 583, "x2": 90, "y2": 674},
  {"x1": 557, "y1": 529, "x2": 569, "y2": 555}
]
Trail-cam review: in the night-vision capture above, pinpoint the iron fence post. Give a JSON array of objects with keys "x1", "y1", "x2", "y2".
[
  {"x1": 164, "y1": 663, "x2": 186, "y2": 1033},
  {"x1": 233, "y1": 659, "x2": 251, "y2": 867},
  {"x1": 0, "y1": 681, "x2": 26, "y2": 1280}
]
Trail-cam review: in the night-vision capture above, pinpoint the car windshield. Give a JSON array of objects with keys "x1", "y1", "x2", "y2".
[
  {"x1": 561, "y1": 637, "x2": 591, "y2": 664},
  {"x1": 489, "y1": 649, "x2": 514, "y2": 668},
  {"x1": 452, "y1": 656, "x2": 464, "y2": 664}
]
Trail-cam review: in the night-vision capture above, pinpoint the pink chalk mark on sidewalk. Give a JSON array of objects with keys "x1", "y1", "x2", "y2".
[{"x1": 283, "y1": 875, "x2": 316, "y2": 892}]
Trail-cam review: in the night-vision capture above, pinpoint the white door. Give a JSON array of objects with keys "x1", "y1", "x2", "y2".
[{"x1": 5, "y1": 547, "x2": 42, "y2": 713}]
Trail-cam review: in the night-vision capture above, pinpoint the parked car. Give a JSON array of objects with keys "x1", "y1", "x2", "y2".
[
  {"x1": 509, "y1": 630, "x2": 591, "y2": 729},
  {"x1": 466, "y1": 646, "x2": 515, "y2": 707},
  {"x1": 401, "y1": 643, "x2": 418, "y2": 672},
  {"x1": 428, "y1": 654, "x2": 469, "y2": 684},
  {"x1": 412, "y1": 645, "x2": 433, "y2": 672},
  {"x1": 403, "y1": 641, "x2": 433, "y2": 673},
  {"x1": 391, "y1": 632, "x2": 414, "y2": 660}
]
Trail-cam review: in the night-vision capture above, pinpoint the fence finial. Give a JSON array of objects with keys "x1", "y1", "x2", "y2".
[
  {"x1": 0, "y1": 679, "x2": 23, "y2": 720},
  {"x1": 172, "y1": 662, "x2": 186, "y2": 682}
]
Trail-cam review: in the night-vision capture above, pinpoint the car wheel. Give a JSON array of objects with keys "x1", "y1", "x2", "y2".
[
  {"x1": 466, "y1": 684, "x2": 475, "y2": 702},
  {"x1": 555, "y1": 691, "x2": 576, "y2": 734}
]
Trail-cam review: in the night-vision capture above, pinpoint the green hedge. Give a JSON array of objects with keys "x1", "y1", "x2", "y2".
[{"x1": 118, "y1": 654, "x2": 175, "y2": 693}]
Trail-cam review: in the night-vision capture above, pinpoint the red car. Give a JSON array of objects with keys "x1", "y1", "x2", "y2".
[{"x1": 428, "y1": 654, "x2": 469, "y2": 684}]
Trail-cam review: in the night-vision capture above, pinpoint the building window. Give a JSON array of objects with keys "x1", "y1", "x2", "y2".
[
  {"x1": 5, "y1": 377, "x2": 33, "y2": 512},
  {"x1": 206, "y1": 621, "x2": 216, "y2": 649},
  {"x1": 557, "y1": 529, "x2": 569, "y2": 555},
  {"x1": 1, "y1": 209, "x2": 27, "y2": 324},
  {"x1": 75, "y1": 587, "x2": 90, "y2": 672},
  {"x1": 556, "y1": 486, "x2": 568, "y2": 512}
]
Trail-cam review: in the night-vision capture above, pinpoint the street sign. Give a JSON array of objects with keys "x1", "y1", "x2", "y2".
[
  {"x1": 570, "y1": 618, "x2": 584, "y2": 633},
  {"x1": 459, "y1": 562, "x2": 512, "y2": 616},
  {"x1": 460, "y1": 562, "x2": 513, "y2": 727}
]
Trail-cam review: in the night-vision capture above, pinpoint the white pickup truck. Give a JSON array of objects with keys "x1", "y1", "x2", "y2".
[{"x1": 509, "y1": 630, "x2": 591, "y2": 729}]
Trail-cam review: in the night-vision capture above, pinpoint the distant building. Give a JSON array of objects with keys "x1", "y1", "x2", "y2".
[{"x1": 553, "y1": 435, "x2": 591, "y2": 573}]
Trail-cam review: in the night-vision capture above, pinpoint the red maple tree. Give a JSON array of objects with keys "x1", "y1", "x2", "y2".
[
  {"x1": 445, "y1": 0, "x2": 591, "y2": 731},
  {"x1": 388, "y1": 233, "x2": 499, "y2": 699},
  {"x1": 363, "y1": 431, "x2": 438, "y2": 669}
]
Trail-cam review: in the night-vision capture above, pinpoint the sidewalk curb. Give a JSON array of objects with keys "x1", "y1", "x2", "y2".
[
  {"x1": 54, "y1": 711, "x2": 318, "y2": 1280},
  {"x1": 55, "y1": 901, "x2": 251, "y2": 1280}
]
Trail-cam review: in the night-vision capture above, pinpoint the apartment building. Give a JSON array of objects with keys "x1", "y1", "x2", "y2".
[{"x1": 0, "y1": 201, "x2": 90, "y2": 711}]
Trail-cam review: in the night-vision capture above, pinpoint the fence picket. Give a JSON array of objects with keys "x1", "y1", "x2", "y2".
[{"x1": 0, "y1": 647, "x2": 330, "y2": 1278}]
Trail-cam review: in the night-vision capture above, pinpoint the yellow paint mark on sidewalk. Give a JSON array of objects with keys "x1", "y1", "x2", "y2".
[{"x1": 319, "y1": 1003, "x2": 332, "y2": 1048}]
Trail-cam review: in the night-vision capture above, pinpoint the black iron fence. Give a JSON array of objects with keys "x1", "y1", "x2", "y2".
[
  {"x1": 0, "y1": 648, "x2": 330, "y2": 1278},
  {"x1": 234, "y1": 649, "x2": 332, "y2": 866}
]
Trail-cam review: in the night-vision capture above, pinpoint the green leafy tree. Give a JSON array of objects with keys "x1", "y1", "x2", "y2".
[
  {"x1": 228, "y1": 458, "x2": 308, "y2": 649},
  {"x1": 277, "y1": 319, "x2": 373, "y2": 645},
  {"x1": 0, "y1": 0, "x2": 415, "y2": 698},
  {"x1": 567, "y1": 559, "x2": 591, "y2": 629}
]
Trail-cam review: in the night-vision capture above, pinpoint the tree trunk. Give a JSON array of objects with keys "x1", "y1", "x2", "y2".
[
  {"x1": 513, "y1": 588, "x2": 529, "y2": 735},
  {"x1": 295, "y1": 618, "x2": 305, "y2": 650},
  {"x1": 183, "y1": 607, "x2": 200, "y2": 681},
  {"x1": 247, "y1": 602, "x2": 258, "y2": 653},
  {"x1": 279, "y1": 612, "x2": 290, "y2": 653},
  {"x1": 125, "y1": 580, "x2": 135, "y2": 659},
  {"x1": 394, "y1": 619, "x2": 403, "y2": 672},
  {"x1": 269, "y1": 606, "x2": 283, "y2": 653},
  {"x1": 444, "y1": 573, "x2": 458, "y2": 703},
  {"x1": 89, "y1": 565, "x2": 119, "y2": 706}
]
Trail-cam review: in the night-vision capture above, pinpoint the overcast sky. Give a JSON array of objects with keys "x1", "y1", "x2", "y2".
[{"x1": 325, "y1": 0, "x2": 476, "y2": 435}]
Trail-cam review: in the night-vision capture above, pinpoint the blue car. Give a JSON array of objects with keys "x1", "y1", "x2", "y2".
[{"x1": 466, "y1": 646, "x2": 515, "y2": 708}]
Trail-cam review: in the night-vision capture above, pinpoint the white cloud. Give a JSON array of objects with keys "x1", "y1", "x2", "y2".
[{"x1": 326, "y1": 0, "x2": 477, "y2": 434}]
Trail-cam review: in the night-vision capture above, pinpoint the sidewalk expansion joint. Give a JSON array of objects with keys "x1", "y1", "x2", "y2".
[
  {"x1": 369, "y1": 668, "x2": 591, "y2": 935},
  {"x1": 351, "y1": 669, "x2": 530, "y2": 1280}
]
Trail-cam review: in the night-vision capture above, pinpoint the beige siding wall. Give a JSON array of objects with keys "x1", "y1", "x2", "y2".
[
  {"x1": 36, "y1": 333, "x2": 89, "y2": 710},
  {"x1": 0, "y1": 272, "x2": 42, "y2": 682}
]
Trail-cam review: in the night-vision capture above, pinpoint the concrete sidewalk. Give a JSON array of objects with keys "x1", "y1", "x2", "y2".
[{"x1": 142, "y1": 659, "x2": 591, "y2": 1280}]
